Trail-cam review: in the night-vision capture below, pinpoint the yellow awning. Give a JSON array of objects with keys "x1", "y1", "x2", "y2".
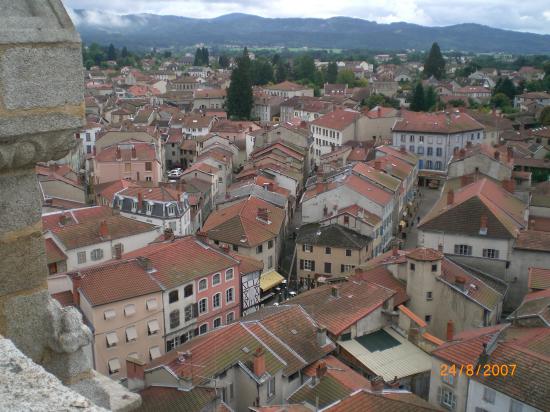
[{"x1": 260, "y1": 270, "x2": 285, "y2": 292}]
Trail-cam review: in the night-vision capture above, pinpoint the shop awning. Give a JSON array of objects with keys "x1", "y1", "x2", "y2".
[{"x1": 260, "y1": 270, "x2": 285, "y2": 292}]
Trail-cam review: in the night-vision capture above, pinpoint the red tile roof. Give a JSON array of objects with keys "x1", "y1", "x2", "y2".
[
  {"x1": 528, "y1": 267, "x2": 550, "y2": 290},
  {"x1": 51, "y1": 291, "x2": 74, "y2": 307},
  {"x1": 303, "y1": 355, "x2": 372, "y2": 391},
  {"x1": 344, "y1": 174, "x2": 393, "y2": 206},
  {"x1": 42, "y1": 206, "x2": 114, "y2": 231},
  {"x1": 515, "y1": 230, "x2": 550, "y2": 252},
  {"x1": 45, "y1": 238, "x2": 67, "y2": 264},
  {"x1": 311, "y1": 109, "x2": 361, "y2": 131},
  {"x1": 264, "y1": 81, "x2": 310, "y2": 91},
  {"x1": 375, "y1": 146, "x2": 418, "y2": 166},
  {"x1": 138, "y1": 386, "x2": 218, "y2": 412},
  {"x1": 117, "y1": 185, "x2": 183, "y2": 203},
  {"x1": 229, "y1": 253, "x2": 264, "y2": 274},
  {"x1": 324, "y1": 389, "x2": 441, "y2": 412},
  {"x1": 393, "y1": 111, "x2": 484, "y2": 134},
  {"x1": 202, "y1": 196, "x2": 285, "y2": 247},
  {"x1": 96, "y1": 141, "x2": 157, "y2": 162},
  {"x1": 407, "y1": 248, "x2": 443, "y2": 262},
  {"x1": 351, "y1": 266, "x2": 408, "y2": 306},
  {"x1": 74, "y1": 259, "x2": 162, "y2": 306},
  {"x1": 124, "y1": 236, "x2": 238, "y2": 290},
  {"x1": 289, "y1": 280, "x2": 395, "y2": 336},
  {"x1": 94, "y1": 180, "x2": 138, "y2": 204},
  {"x1": 398, "y1": 305, "x2": 427, "y2": 328}
]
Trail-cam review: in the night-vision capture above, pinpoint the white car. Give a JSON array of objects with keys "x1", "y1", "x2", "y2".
[{"x1": 167, "y1": 168, "x2": 183, "y2": 178}]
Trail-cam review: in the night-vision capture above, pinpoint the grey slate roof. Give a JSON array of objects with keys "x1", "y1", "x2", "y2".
[{"x1": 296, "y1": 223, "x2": 371, "y2": 249}]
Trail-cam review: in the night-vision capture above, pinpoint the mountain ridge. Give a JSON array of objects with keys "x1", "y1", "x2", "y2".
[{"x1": 72, "y1": 10, "x2": 550, "y2": 54}]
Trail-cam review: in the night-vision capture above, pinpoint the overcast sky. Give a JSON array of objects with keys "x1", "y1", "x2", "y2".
[{"x1": 62, "y1": 0, "x2": 550, "y2": 34}]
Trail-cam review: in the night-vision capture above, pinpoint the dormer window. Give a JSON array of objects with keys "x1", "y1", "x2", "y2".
[
  {"x1": 146, "y1": 201, "x2": 153, "y2": 216},
  {"x1": 131, "y1": 200, "x2": 137, "y2": 212},
  {"x1": 167, "y1": 204, "x2": 176, "y2": 216}
]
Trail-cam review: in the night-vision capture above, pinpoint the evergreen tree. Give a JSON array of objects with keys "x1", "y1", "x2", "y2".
[
  {"x1": 424, "y1": 42, "x2": 446, "y2": 80},
  {"x1": 493, "y1": 77, "x2": 516, "y2": 100},
  {"x1": 218, "y1": 55, "x2": 230, "y2": 69},
  {"x1": 410, "y1": 82, "x2": 425, "y2": 111},
  {"x1": 540, "y1": 106, "x2": 550, "y2": 126},
  {"x1": 293, "y1": 54, "x2": 316, "y2": 83},
  {"x1": 227, "y1": 48, "x2": 253, "y2": 120},
  {"x1": 121, "y1": 46, "x2": 128, "y2": 58},
  {"x1": 107, "y1": 43, "x2": 117, "y2": 61},
  {"x1": 326, "y1": 61, "x2": 338, "y2": 84},
  {"x1": 424, "y1": 86, "x2": 437, "y2": 111},
  {"x1": 202, "y1": 47, "x2": 209, "y2": 65},
  {"x1": 275, "y1": 61, "x2": 289, "y2": 83}
]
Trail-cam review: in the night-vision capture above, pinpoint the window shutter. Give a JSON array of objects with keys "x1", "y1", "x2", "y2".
[
  {"x1": 311, "y1": 261, "x2": 315, "y2": 271},
  {"x1": 192, "y1": 303, "x2": 198, "y2": 318},
  {"x1": 302, "y1": 244, "x2": 305, "y2": 252},
  {"x1": 300, "y1": 259, "x2": 304, "y2": 270},
  {"x1": 437, "y1": 386, "x2": 442, "y2": 404}
]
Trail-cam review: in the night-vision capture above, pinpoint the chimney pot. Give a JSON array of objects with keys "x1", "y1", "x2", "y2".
[
  {"x1": 316, "y1": 326, "x2": 327, "y2": 347},
  {"x1": 163, "y1": 227, "x2": 174, "y2": 241},
  {"x1": 316, "y1": 361, "x2": 327, "y2": 379},
  {"x1": 374, "y1": 160, "x2": 382, "y2": 170},
  {"x1": 370, "y1": 376, "x2": 385, "y2": 392},
  {"x1": 99, "y1": 219, "x2": 109, "y2": 239},
  {"x1": 455, "y1": 276, "x2": 466, "y2": 291}
]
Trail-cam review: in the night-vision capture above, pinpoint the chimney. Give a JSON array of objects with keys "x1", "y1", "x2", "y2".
[
  {"x1": 455, "y1": 276, "x2": 466, "y2": 291},
  {"x1": 137, "y1": 192, "x2": 143, "y2": 211},
  {"x1": 71, "y1": 274, "x2": 82, "y2": 307},
  {"x1": 221, "y1": 244, "x2": 230, "y2": 253},
  {"x1": 131, "y1": 145, "x2": 137, "y2": 159},
  {"x1": 253, "y1": 347, "x2": 266, "y2": 377},
  {"x1": 507, "y1": 146, "x2": 514, "y2": 162},
  {"x1": 408, "y1": 327, "x2": 420, "y2": 345},
  {"x1": 316, "y1": 361, "x2": 327, "y2": 379},
  {"x1": 494, "y1": 150, "x2": 500, "y2": 161},
  {"x1": 459, "y1": 148, "x2": 466, "y2": 158},
  {"x1": 126, "y1": 357, "x2": 146, "y2": 391},
  {"x1": 370, "y1": 376, "x2": 385, "y2": 393},
  {"x1": 374, "y1": 160, "x2": 382, "y2": 170},
  {"x1": 447, "y1": 189, "x2": 454, "y2": 206},
  {"x1": 502, "y1": 179, "x2": 515, "y2": 193},
  {"x1": 49, "y1": 162, "x2": 58, "y2": 173},
  {"x1": 477, "y1": 343, "x2": 489, "y2": 367},
  {"x1": 99, "y1": 219, "x2": 109, "y2": 239},
  {"x1": 316, "y1": 326, "x2": 327, "y2": 347},
  {"x1": 113, "y1": 243, "x2": 123, "y2": 260},
  {"x1": 163, "y1": 227, "x2": 174, "y2": 241},
  {"x1": 446, "y1": 320, "x2": 454, "y2": 341},
  {"x1": 331, "y1": 286, "x2": 340, "y2": 298},
  {"x1": 116, "y1": 145, "x2": 122, "y2": 160},
  {"x1": 137, "y1": 256, "x2": 153, "y2": 272},
  {"x1": 530, "y1": 219, "x2": 536, "y2": 229}
]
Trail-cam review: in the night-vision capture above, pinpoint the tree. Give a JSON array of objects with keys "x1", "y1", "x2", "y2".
[
  {"x1": 336, "y1": 69, "x2": 355, "y2": 86},
  {"x1": 275, "y1": 61, "x2": 289, "y2": 83},
  {"x1": 326, "y1": 61, "x2": 338, "y2": 84},
  {"x1": 540, "y1": 106, "x2": 550, "y2": 126},
  {"x1": 163, "y1": 51, "x2": 172, "y2": 58},
  {"x1": 107, "y1": 43, "x2": 117, "y2": 61},
  {"x1": 194, "y1": 47, "x2": 209, "y2": 66},
  {"x1": 410, "y1": 82, "x2": 425, "y2": 111},
  {"x1": 490, "y1": 93, "x2": 512, "y2": 110},
  {"x1": 250, "y1": 58, "x2": 274, "y2": 85},
  {"x1": 293, "y1": 54, "x2": 316, "y2": 83},
  {"x1": 218, "y1": 55, "x2": 230, "y2": 69},
  {"x1": 493, "y1": 77, "x2": 516, "y2": 100},
  {"x1": 121, "y1": 46, "x2": 128, "y2": 58},
  {"x1": 424, "y1": 42, "x2": 445, "y2": 80},
  {"x1": 227, "y1": 48, "x2": 253, "y2": 120},
  {"x1": 424, "y1": 86, "x2": 437, "y2": 111}
]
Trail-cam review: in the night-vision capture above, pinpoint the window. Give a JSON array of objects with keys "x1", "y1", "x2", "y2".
[
  {"x1": 432, "y1": 264, "x2": 438, "y2": 272},
  {"x1": 124, "y1": 163, "x2": 131, "y2": 172},
  {"x1": 438, "y1": 387, "x2": 456, "y2": 409},
  {"x1": 125, "y1": 326, "x2": 137, "y2": 342},
  {"x1": 410, "y1": 263, "x2": 416, "y2": 271},
  {"x1": 168, "y1": 290, "x2": 179, "y2": 304},
  {"x1": 169, "y1": 310, "x2": 180, "y2": 329},
  {"x1": 344, "y1": 215, "x2": 350, "y2": 225},
  {"x1": 427, "y1": 147, "x2": 433, "y2": 156},
  {"x1": 483, "y1": 249, "x2": 499, "y2": 259},
  {"x1": 226, "y1": 288, "x2": 234, "y2": 303},
  {"x1": 483, "y1": 387, "x2": 496, "y2": 404},
  {"x1": 268, "y1": 255, "x2": 273, "y2": 269},
  {"x1": 419, "y1": 136, "x2": 424, "y2": 142},
  {"x1": 167, "y1": 204, "x2": 176, "y2": 216},
  {"x1": 454, "y1": 244, "x2": 472, "y2": 256},
  {"x1": 436, "y1": 147, "x2": 443, "y2": 157},
  {"x1": 435, "y1": 161, "x2": 442, "y2": 170},
  {"x1": 184, "y1": 284, "x2": 193, "y2": 297},
  {"x1": 199, "y1": 323, "x2": 208, "y2": 334},
  {"x1": 106, "y1": 332, "x2": 118, "y2": 348},
  {"x1": 302, "y1": 259, "x2": 315, "y2": 271},
  {"x1": 199, "y1": 298, "x2": 208, "y2": 314},
  {"x1": 426, "y1": 291, "x2": 433, "y2": 301},
  {"x1": 213, "y1": 293, "x2": 221, "y2": 308},
  {"x1": 184, "y1": 303, "x2": 197, "y2": 321},
  {"x1": 108, "y1": 358, "x2": 121, "y2": 375},
  {"x1": 409, "y1": 135, "x2": 415, "y2": 142},
  {"x1": 199, "y1": 278, "x2": 207, "y2": 291},
  {"x1": 267, "y1": 376, "x2": 276, "y2": 398},
  {"x1": 400, "y1": 134, "x2": 406, "y2": 143},
  {"x1": 268, "y1": 240, "x2": 273, "y2": 249},
  {"x1": 425, "y1": 315, "x2": 432, "y2": 323},
  {"x1": 212, "y1": 273, "x2": 221, "y2": 286},
  {"x1": 509, "y1": 399, "x2": 523, "y2": 412},
  {"x1": 146, "y1": 202, "x2": 153, "y2": 215},
  {"x1": 303, "y1": 244, "x2": 313, "y2": 252},
  {"x1": 256, "y1": 244, "x2": 263, "y2": 254},
  {"x1": 213, "y1": 317, "x2": 222, "y2": 328},
  {"x1": 124, "y1": 304, "x2": 136, "y2": 317},
  {"x1": 442, "y1": 373, "x2": 454, "y2": 386},
  {"x1": 409, "y1": 145, "x2": 415, "y2": 153},
  {"x1": 417, "y1": 146, "x2": 424, "y2": 155},
  {"x1": 147, "y1": 319, "x2": 160, "y2": 335},
  {"x1": 232, "y1": 244, "x2": 239, "y2": 252},
  {"x1": 225, "y1": 268, "x2": 234, "y2": 281},
  {"x1": 426, "y1": 160, "x2": 433, "y2": 169},
  {"x1": 341, "y1": 264, "x2": 353, "y2": 273},
  {"x1": 145, "y1": 162, "x2": 152, "y2": 171},
  {"x1": 325, "y1": 247, "x2": 331, "y2": 255},
  {"x1": 226, "y1": 312, "x2": 235, "y2": 324},
  {"x1": 90, "y1": 248, "x2": 103, "y2": 261},
  {"x1": 324, "y1": 262, "x2": 332, "y2": 273},
  {"x1": 104, "y1": 309, "x2": 116, "y2": 320},
  {"x1": 346, "y1": 249, "x2": 352, "y2": 257}
]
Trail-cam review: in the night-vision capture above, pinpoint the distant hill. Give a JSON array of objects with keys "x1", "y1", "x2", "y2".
[{"x1": 72, "y1": 11, "x2": 550, "y2": 54}]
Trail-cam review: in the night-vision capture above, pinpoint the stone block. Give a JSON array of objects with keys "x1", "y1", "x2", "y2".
[{"x1": 0, "y1": 46, "x2": 84, "y2": 110}]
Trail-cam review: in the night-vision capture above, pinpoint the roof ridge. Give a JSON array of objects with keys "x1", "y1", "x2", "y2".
[{"x1": 241, "y1": 322, "x2": 288, "y2": 367}]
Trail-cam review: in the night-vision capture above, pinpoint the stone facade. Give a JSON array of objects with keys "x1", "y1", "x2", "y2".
[{"x1": 0, "y1": 2, "x2": 140, "y2": 410}]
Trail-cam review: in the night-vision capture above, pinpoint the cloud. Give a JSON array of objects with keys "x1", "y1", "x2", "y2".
[{"x1": 61, "y1": 0, "x2": 550, "y2": 34}]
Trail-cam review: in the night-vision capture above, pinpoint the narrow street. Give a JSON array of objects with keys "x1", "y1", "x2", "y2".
[{"x1": 403, "y1": 185, "x2": 442, "y2": 249}]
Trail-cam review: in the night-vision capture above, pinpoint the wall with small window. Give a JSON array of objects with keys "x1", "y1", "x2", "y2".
[{"x1": 466, "y1": 378, "x2": 536, "y2": 412}]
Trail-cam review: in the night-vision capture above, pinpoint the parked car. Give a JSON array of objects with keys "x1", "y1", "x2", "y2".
[{"x1": 167, "y1": 168, "x2": 183, "y2": 178}]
